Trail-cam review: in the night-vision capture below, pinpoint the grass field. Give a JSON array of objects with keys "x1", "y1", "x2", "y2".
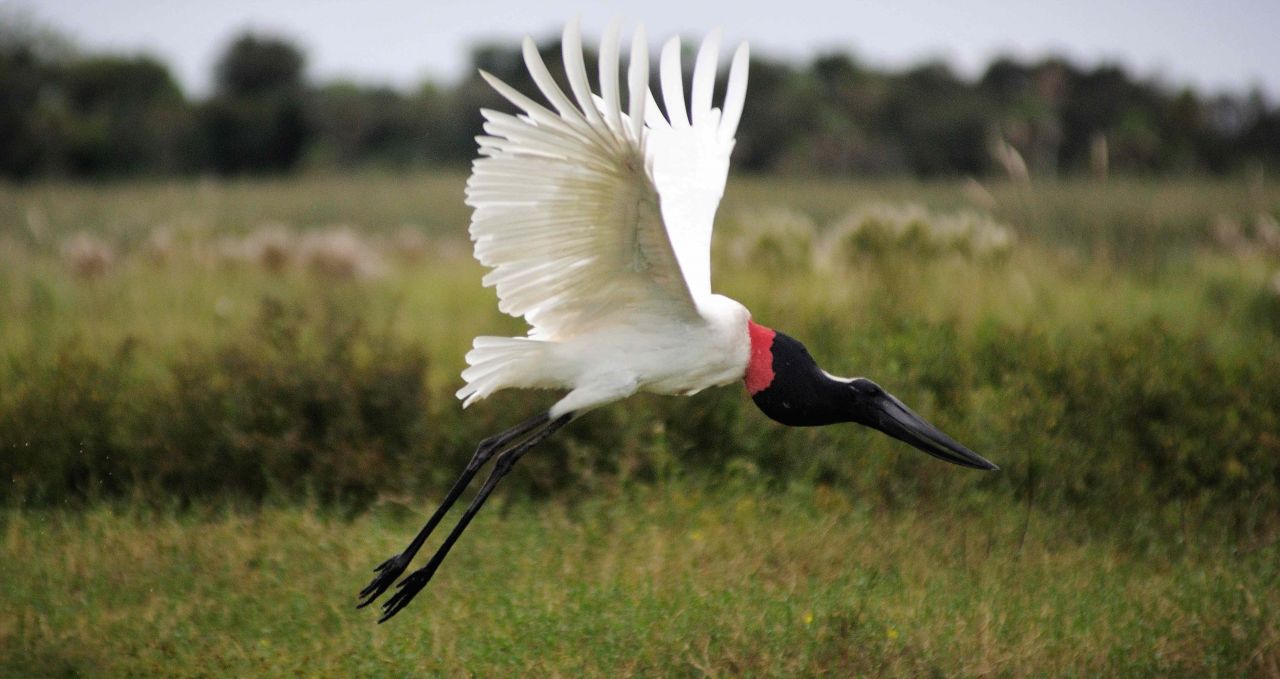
[
  {"x1": 5, "y1": 486, "x2": 1278, "y2": 677},
  {"x1": 3, "y1": 170, "x2": 1280, "y2": 676}
]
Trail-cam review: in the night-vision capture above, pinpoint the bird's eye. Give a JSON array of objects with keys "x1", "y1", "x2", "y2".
[{"x1": 850, "y1": 378, "x2": 884, "y2": 399}]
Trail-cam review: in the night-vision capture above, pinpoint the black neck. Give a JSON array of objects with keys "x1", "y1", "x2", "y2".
[{"x1": 750, "y1": 331, "x2": 852, "y2": 427}]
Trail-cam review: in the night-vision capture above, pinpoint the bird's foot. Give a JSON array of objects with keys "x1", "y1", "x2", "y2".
[
  {"x1": 357, "y1": 553, "x2": 409, "y2": 609},
  {"x1": 378, "y1": 565, "x2": 437, "y2": 622}
]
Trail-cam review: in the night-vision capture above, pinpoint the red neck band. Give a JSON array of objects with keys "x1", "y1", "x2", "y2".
[{"x1": 745, "y1": 320, "x2": 776, "y2": 395}]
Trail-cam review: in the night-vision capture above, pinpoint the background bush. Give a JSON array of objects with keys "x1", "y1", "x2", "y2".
[
  {"x1": 2, "y1": 297, "x2": 430, "y2": 507},
  {"x1": 4, "y1": 292, "x2": 1277, "y2": 535}
]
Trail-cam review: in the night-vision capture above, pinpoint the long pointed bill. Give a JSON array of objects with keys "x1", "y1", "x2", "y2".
[{"x1": 863, "y1": 389, "x2": 998, "y2": 471}]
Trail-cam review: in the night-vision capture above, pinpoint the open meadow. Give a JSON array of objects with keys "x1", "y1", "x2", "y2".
[{"x1": 2, "y1": 171, "x2": 1279, "y2": 676}]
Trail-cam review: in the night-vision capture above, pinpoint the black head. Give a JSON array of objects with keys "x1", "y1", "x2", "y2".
[{"x1": 746, "y1": 322, "x2": 997, "y2": 471}]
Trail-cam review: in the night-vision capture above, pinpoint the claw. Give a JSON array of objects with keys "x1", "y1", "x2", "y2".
[
  {"x1": 357, "y1": 554, "x2": 408, "y2": 608},
  {"x1": 378, "y1": 565, "x2": 439, "y2": 622}
]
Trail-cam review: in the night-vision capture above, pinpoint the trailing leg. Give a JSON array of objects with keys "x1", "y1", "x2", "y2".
[
  {"x1": 378, "y1": 412, "x2": 573, "y2": 622},
  {"x1": 357, "y1": 411, "x2": 551, "y2": 608}
]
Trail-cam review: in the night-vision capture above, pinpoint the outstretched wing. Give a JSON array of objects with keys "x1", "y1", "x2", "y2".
[
  {"x1": 646, "y1": 30, "x2": 750, "y2": 300},
  {"x1": 465, "y1": 20, "x2": 749, "y2": 340}
]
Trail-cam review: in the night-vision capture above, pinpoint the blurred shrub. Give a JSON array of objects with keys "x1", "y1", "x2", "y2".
[
  {"x1": 239, "y1": 222, "x2": 294, "y2": 272},
  {"x1": 150, "y1": 297, "x2": 426, "y2": 505},
  {"x1": 60, "y1": 232, "x2": 117, "y2": 278},
  {"x1": 297, "y1": 227, "x2": 384, "y2": 279},
  {"x1": 2, "y1": 298, "x2": 1278, "y2": 534},
  {"x1": 1210, "y1": 212, "x2": 1280, "y2": 257},
  {"x1": 967, "y1": 320, "x2": 1280, "y2": 525},
  {"x1": 1, "y1": 341, "x2": 139, "y2": 504},
  {"x1": 722, "y1": 206, "x2": 817, "y2": 272},
  {"x1": 1, "y1": 297, "x2": 429, "y2": 507},
  {"x1": 820, "y1": 203, "x2": 1016, "y2": 265}
]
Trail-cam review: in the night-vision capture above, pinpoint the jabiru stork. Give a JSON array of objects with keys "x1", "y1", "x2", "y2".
[{"x1": 360, "y1": 19, "x2": 998, "y2": 622}]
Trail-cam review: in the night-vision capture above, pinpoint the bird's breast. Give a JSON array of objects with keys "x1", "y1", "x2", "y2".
[
  {"x1": 542, "y1": 296, "x2": 751, "y2": 399},
  {"x1": 632, "y1": 296, "x2": 752, "y2": 396}
]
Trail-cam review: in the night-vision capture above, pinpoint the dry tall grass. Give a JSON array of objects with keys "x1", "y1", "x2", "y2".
[{"x1": 60, "y1": 232, "x2": 116, "y2": 279}]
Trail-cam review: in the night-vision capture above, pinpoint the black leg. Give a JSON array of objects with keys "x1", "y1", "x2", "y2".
[
  {"x1": 377, "y1": 412, "x2": 573, "y2": 622},
  {"x1": 357, "y1": 411, "x2": 552, "y2": 609}
]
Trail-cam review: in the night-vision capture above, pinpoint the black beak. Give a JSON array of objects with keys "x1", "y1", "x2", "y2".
[{"x1": 852, "y1": 379, "x2": 998, "y2": 471}]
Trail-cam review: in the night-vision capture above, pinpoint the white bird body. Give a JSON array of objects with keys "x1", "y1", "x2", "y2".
[
  {"x1": 361, "y1": 19, "x2": 997, "y2": 623},
  {"x1": 460, "y1": 294, "x2": 751, "y2": 417}
]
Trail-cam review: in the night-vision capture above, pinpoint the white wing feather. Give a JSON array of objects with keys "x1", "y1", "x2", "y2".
[
  {"x1": 465, "y1": 22, "x2": 750, "y2": 340},
  {"x1": 647, "y1": 31, "x2": 749, "y2": 300}
]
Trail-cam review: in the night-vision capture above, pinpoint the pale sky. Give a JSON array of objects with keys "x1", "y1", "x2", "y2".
[{"x1": 13, "y1": 0, "x2": 1278, "y2": 99}]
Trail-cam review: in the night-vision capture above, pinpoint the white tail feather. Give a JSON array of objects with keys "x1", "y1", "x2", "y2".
[{"x1": 457, "y1": 337, "x2": 551, "y2": 407}]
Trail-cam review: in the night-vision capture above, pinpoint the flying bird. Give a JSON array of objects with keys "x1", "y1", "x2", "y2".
[{"x1": 359, "y1": 19, "x2": 998, "y2": 622}]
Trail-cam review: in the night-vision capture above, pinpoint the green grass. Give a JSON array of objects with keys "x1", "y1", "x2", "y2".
[
  {"x1": 3, "y1": 170, "x2": 1280, "y2": 675},
  {"x1": 4, "y1": 485, "x2": 1277, "y2": 677}
]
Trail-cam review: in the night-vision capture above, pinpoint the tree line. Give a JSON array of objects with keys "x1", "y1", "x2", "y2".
[{"x1": 2, "y1": 19, "x2": 1277, "y2": 180}]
